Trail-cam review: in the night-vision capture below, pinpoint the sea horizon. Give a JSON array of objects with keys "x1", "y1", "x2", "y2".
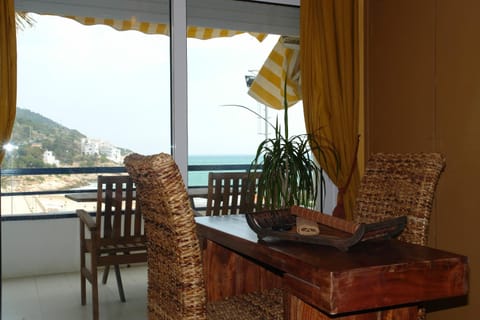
[{"x1": 188, "y1": 154, "x2": 256, "y2": 186}]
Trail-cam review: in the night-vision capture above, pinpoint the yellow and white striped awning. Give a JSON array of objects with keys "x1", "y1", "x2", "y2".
[
  {"x1": 248, "y1": 36, "x2": 301, "y2": 110},
  {"x1": 62, "y1": 15, "x2": 298, "y2": 110},
  {"x1": 64, "y1": 15, "x2": 267, "y2": 41}
]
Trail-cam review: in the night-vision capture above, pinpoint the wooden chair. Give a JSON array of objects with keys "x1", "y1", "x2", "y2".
[
  {"x1": 78, "y1": 175, "x2": 147, "y2": 320},
  {"x1": 205, "y1": 171, "x2": 261, "y2": 216},
  {"x1": 353, "y1": 152, "x2": 446, "y2": 320},
  {"x1": 124, "y1": 153, "x2": 283, "y2": 320}
]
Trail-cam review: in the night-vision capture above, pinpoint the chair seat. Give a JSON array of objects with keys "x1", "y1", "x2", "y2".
[
  {"x1": 85, "y1": 238, "x2": 146, "y2": 253},
  {"x1": 207, "y1": 288, "x2": 284, "y2": 320}
]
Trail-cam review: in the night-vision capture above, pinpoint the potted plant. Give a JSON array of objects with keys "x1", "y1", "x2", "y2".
[{"x1": 227, "y1": 103, "x2": 337, "y2": 211}]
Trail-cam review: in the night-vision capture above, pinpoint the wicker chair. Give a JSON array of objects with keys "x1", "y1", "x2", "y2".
[
  {"x1": 124, "y1": 153, "x2": 284, "y2": 320},
  {"x1": 206, "y1": 171, "x2": 261, "y2": 216},
  {"x1": 353, "y1": 152, "x2": 446, "y2": 320}
]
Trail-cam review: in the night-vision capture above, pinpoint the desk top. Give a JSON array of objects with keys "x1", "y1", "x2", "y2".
[{"x1": 195, "y1": 214, "x2": 469, "y2": 314}]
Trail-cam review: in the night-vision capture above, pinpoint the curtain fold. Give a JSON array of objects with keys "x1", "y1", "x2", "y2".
[
  {"x1": 300, "y1": 0, "x2": 360, "y2": 220},
  {"x1": 0, "y1": 0, "x2": 17, "y2": 164}
]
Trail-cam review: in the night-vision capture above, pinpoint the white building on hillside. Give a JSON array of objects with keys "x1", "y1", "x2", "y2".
[
  {"x1": 80, "y1": 138, "x2": 100, "y2": 156},
  {"x1": 81, "y1": 138, "x2": 123, "y2": 164},
  {"x1": 43, "y1": 150, "x2": 60, "y2": 166},
  {"x1": 99, "y1": 144, "x2": 123, "y2": 163}
]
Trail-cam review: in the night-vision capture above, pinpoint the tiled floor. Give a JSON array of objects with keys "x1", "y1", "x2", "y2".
[{"x1": 2, "y1": 265, "x2": 147, "y2": 320}]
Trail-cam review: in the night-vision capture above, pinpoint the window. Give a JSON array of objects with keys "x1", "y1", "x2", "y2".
[
  {"x1": 2, "y1": 1, "x2": 301, "y2": 216},
  {"x1": 186, "y1": 34, "x2": 306, "y2": 186},
  {"x1": 2, "y1": 13, "x2": 172, "y2": 215}
]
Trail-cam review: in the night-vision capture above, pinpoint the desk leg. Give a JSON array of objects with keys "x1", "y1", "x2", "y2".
[
  {"x1": 201, "y1": 239, "x2": 283, "y2": 302},
  {"x1": 286, "y1": 293, "x2": 419, "y2": 320}
]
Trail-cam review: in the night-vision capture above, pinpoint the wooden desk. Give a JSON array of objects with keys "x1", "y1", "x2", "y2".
[{"x1": 195, "y1": 215, "x2": 468, "y2": 320}]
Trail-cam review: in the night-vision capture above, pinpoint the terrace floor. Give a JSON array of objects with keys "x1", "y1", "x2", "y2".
[{"x1": 2, "y1": 265, "x2": 147, "y2": 320}]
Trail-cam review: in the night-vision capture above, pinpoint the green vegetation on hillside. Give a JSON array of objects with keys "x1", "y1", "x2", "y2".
[{"x1": 1, "y1": 108, "x2": 131, "y2": 169}]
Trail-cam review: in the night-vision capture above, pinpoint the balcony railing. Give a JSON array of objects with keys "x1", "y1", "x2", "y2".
[{"x1": 0, "y1": 164, "x2": 253, "y2": 218}]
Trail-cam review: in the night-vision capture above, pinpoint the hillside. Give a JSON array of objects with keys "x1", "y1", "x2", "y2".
[{"x1": 2, "y1": 108, "x2": 131, "y2": 169}]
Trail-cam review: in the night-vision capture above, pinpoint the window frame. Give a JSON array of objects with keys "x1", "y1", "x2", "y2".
[{"x1": 13, "y1": 0, "x2": 300, "y2": 184}]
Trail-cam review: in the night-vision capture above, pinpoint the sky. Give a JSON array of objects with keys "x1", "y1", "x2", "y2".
[{"x1": 16, "y1": 13, "x2": 306, "y2": 156}]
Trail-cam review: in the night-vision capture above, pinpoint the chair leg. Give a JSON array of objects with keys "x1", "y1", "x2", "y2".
[
  {"x1": 80, "y1": 267, "x2": 86, "y2": 306},
  {"x1": 92, "y1": 275, "x2": 99, "y2": 320},
  {"x1": 80, "y1": 267, "x2": 87, "y2": 306},
  {"x1": 114, "y1": 264, "x2": 126, "y2": 302},
  {"x1": 91, "y1": 255, "x2": 99, "y2": 320},
  {"x1": 79, "y1": 229, "x2": 86, "y2": 306},
  {"x1": 102, "y1": 265, "x2": 110, "y2": 284}
]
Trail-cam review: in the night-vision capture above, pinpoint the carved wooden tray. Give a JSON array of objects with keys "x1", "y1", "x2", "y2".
[{"x1": 245, "y1": 205, "x2": 407, "y2": 251}]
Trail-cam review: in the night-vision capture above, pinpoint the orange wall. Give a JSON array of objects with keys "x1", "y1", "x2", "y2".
[{"x1": 365, "y1": 0, "x2": 479, "y2": 319}]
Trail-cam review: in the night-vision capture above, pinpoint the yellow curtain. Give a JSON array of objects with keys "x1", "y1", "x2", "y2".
[
  {"x1": 300, "y1": 0, "x2": 360, "y2": 220},
  {"x1": 0, "y1": 0, "x2": 17, "y2": 164}
]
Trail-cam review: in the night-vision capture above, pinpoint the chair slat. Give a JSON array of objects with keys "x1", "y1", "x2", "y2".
[
  {"x1": 206, "y1": 172, "x2": 261, "y2": 216},
  {"x1": 123, "y1": 180, "x2": 133, "y2": 237},
  {"x1": 112, "y1": 182, "x2": 124, "y2": 239}
]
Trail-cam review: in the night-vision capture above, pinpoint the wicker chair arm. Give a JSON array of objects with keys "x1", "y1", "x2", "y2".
[{"x1": 77, "y1": 209, "x2": 97, "y2": 231}]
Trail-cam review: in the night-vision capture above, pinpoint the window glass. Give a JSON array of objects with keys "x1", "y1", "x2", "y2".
[
  {"x1": 16, "y1": 14, "x2": 171, "y2": 157},
  {"x1": 1, "y1": 2, "x2": 305, "y2": 215},
  {"x1": 1, "y1": 13, "x2": 171, "y2": 215},
  {"x1": 187, "y1": 34, "x2": 305, "y2": 187}
]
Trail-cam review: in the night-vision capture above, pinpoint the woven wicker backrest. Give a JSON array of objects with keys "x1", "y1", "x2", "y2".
[
  {"x1": 353, "y1": 153, "x2": 446, "y2": 246},
  {"x1": 124, "y1": 153, "x2": 207, "y2": 320}
]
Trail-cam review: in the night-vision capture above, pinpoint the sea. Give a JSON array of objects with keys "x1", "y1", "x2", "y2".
[
  {"x1": 73, "y1": 154, "x2": 256, "y2": 191},
  {"x1": 188, "y1": 154, "x2": 255, "y2": 187}
]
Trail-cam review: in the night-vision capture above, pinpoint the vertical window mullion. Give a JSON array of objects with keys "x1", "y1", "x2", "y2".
[{"x1": 170, "y1": 0, "x2": 189, "y2": 184}]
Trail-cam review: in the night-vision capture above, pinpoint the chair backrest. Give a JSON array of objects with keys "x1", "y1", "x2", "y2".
[
  {"x1": 205, "y1": 171, "x2": 261, "y2": 216},
  {"x1": 124, "y1": 153, "x2": 207, "y2": 320},
  {"x1": 353, "y1": 153, "x2": 446, "y2": 246},
  {"x1": 95, "y1": 175, "x2": 143, "y2": 242}
]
